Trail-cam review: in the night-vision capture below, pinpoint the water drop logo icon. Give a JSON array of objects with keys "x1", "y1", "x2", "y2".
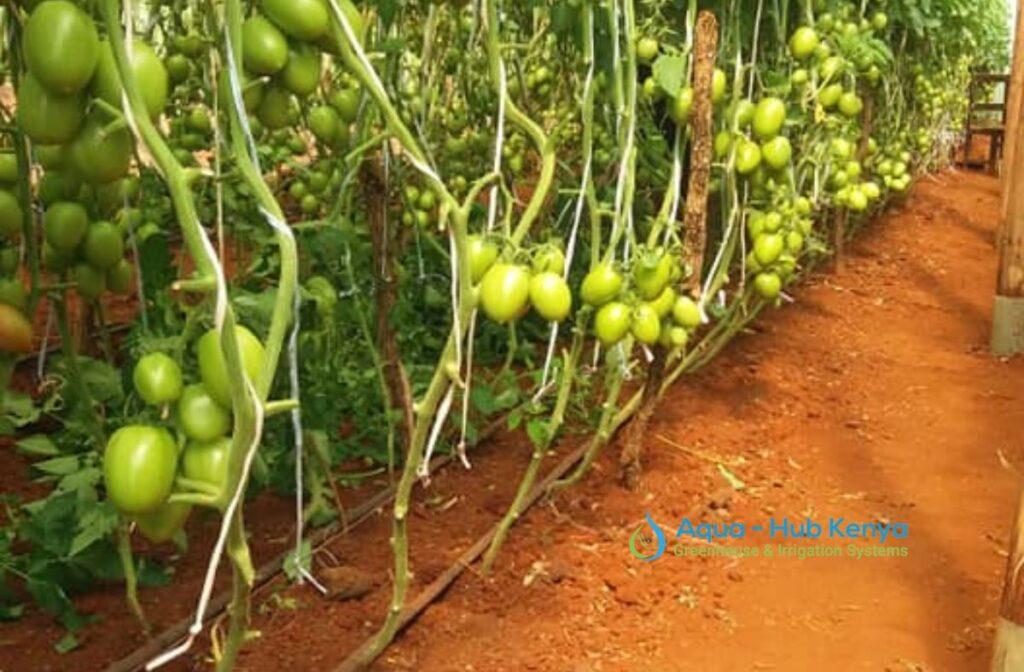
[{"x1": 628, "y1": 512, "x2": 667, "y2": 562}]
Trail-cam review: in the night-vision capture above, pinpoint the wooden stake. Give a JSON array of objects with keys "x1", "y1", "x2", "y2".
[
  {"x1": 1002, "y1": 1, "x2": 1024, "y2": 217},
  {"x1": 994, "y1": 489, "x2": 1024, "y2": 670}
]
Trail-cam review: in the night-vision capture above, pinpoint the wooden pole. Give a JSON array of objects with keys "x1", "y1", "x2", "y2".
[
  {"x1": 993, "y1": 490, "x2": 1024, "y2": 670},
  {"x1": 993, "y1": 1, "x2": 1024, "y2": 357}
]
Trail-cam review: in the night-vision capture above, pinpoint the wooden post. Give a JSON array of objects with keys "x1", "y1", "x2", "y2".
[
  {"x1": 993, "y1": 1, "x2": 1024, "y2": 357},
  {"x1": 993, "y1": 490, "x2": 1024, "y2": 670}
]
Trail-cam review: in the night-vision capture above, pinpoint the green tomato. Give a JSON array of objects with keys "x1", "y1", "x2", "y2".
[
  {"x1": 0, "y1": 303, "x2": 33, "y2": 354},
  {"x1": 735, "y1": 139, "x2": 762, "y2": 175},
  {"x1": 69, "y1": 115, "x2": 133, "y2": 185},
  {"x1": 83, "y1": 221, "x2": 124, "y2": 269},
  {"x1": 630, "y1": 304, "x2": 661, "y2": 346},
  {"x1": 529, "y1": 272, "x2": 572, "y2": 323},
  {"x1": 532, "y1": 246, "x2": 566, "y2": 276},
  {"x1": 752, "y1": 97, "x2": 786, "y2": 139},
  {"x1": 178, "y1": 384, "x2": 232, "y2": 442},
  {"x1": 712, "y1": 69, "x2": 727, "y2": 104},
  {"x1": 133, "y1": 353, "x2": 184, "y2": 406},
  {"x1": 24, "y1": 0, "x2": 99, "y2": 94},
  {"x1": 818, "y1": 84, "x2": 843, "y2": 109},
  {"x1": 17, "y1": 74, "x2": 84, "y2": 145},
  {"x1": 257, "y1": 86, "x2": 298, "y2": 130},
  {"x1": 73, "y1": 263, "x2": 107, "y2": 300},
  {"x1": 467, "y1": 236, "x2": 499, "y2": 284},
  {"x1": 93, "y1": 40, "x2": 168, "y2": 120},
  {"x1": 819, "y1": 56, "x2": 845, "y2": 81},
  {"x1": 103, "y1": 425, "x2": 178, "y2": 515},
  {"x1": 0, "y1": 280, "x2": 27, "y2": 313},
  {"x1": 182, "y1": 437, "x2": 232, "y2": 494},
  {"x1": 671, "y1": 87, "x2": 694, "y2": 125},
  {"x1": 243, "y1": 16, "x2": 289, "y2": 75},
  {"x1": 308, "y1": 105, "x2": 340, "y2": 144},
  {"x1": 261, "y1": 0, "x2": 330, "y2": 42},
  {"x1": 754, "y1": 272, "x2": 782, "y2": 301},
  {"x1": 872, "y1": 12, "x2": 888, "y2": 30},
  {"x1": 636, "y1": 36, "x2": 659, "y2": 62},
  {"x1": 330, "y1": 88, "x2": 361, "y2": 124},
  {"x1": 838, "y1": 92, "x2": 864, "y2": 118},
  {"x1": 107, "y1": 259, "x2": 134, "y2": 295},
  {"x1": 580, "y1": 264, "x2": 623, "y2": 307},
  {"x1": 651, "y1": 286, "x2": 677, "y2": 319},
  {"x1": 479, "y1": 263, "x2": 531, "y2": 323},
  {"x1": 135, "y1": 501, "x2": 192, "y2": 544},
  {"x1": 789, "y1": 27, "x2": 819, "y2": 59},
  {"x1": 731, "y1": 99, "x2": 756, "y2": 129},
  {"x1": 280, "y1": 44, "x2": 322, "y2": 97},
  {"x1": 197, "y1": 326, "x2": 267, "y2": 408},
  {"x1": 43, "y1": 201, "x2": 88, "y2": 253},
  {"x1": 791, "y1": 68, "x2": 809, "y2": 87},
  {"x1": 786, "y1": 231, "x2": 805, "y2": 254},
  {"x1": 594, "y1": 302, "x2": 631, "y2": 347},
  {"x1": 165, "y1": 54, "x2": 191, "y2": 84},
  {"x1": 753, "y1": 233, "x2": 784, "y2": 266},
  {"x1": 761, "y1": 136, "x2": 792, "y2": 170},
  {"x1": 0, "y1": 191, "x2": 24, "y2": 241},
  {"x1": 672, "y1": 296, "x2": 702, "y2": 329},
  {"x1": 633, "y1": 254, "x2": 672, "y2": 300},
  {"x1": 714, "y1": 131, "x2": 734, "y2": 159}
]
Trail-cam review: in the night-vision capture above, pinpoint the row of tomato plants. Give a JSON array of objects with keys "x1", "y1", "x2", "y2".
[{"x1": 0, "y1": 0, "x2": 1008, "y2": 667}]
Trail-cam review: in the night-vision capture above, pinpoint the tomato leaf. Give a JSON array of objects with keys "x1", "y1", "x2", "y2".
[
  {"x1": 652, "y1": 55, "x2": 687, "y2": 98},
  {"x1": 16, "y1": 434, "x2": 60, "y2": 458},
  {"x1": 54, "y1": 632, "x2": 79, "y2": 654},
  {"x1": 32, "y1": 456, "x2": 82, "y2": 478},
  {"x1": 69, "y1": 505, "x2": 118, "y2": 557}
]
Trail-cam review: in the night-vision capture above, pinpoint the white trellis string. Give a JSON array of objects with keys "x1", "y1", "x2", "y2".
[
  {"x1": 418, "y1": 384, "x2": 455, "y2": 481},
  {"x1": 34, "y1": 305, "x2": 53, "y2": 382},
  {"x1": 662, "y1": 129, "x2": 684, "y2": 248},
  {"x1": 747, "y1": 0, "x2": 764, "y2": 100},
  {"x1": 326, "y1": 0, "x2": 442, "y2": 189},
  {"x1": 147, "y1": 20, "x2": 270, "y2": 672},
  {"x1": 486, "y1": 59, "x2": 508, "y2": 232},
  {"x1": 535, "y1": 15, "x2": 595, "y2": 395},
  {"x1": 457, "y1": 309, "x2": 477, "y2": 467}
]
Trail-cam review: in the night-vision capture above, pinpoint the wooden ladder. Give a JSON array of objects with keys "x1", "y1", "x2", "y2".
[{"x1": 962, "y1": 72, "x2": 1011, "y2": 173}]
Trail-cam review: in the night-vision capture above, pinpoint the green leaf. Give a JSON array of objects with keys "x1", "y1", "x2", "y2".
[
  {"x1": 526, "y1": 418, "x2": 550, "y2": 449},
  {"x1": 69, "y1": 505, "x2": 118, "y2": 557},
  {"x1": 3, "y1": 392, "x2": 43, "y2": 428},
  {"x1": 652, "y1": 55, "x2": 687, "y2": 98},
  {"x1": 16, "y1": 435, "x2": 60, "y2": 458},
  {"x1": 54, "y1": 632, "x2": 79, "y2": 654},
  {"x1": 32, "y1": 456, "x2": 82, "y2": 477}
]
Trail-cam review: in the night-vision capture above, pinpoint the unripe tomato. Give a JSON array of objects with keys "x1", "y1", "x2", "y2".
[
  {"x1": 847, "y1": 188, "x2": 868, "y2": 211},
  {"x1": 17, "y1": 74, "x2": 84, "y2": 144},
  {"x1": 712, "y1": 69, "x2": 727, "y2": 104},
  {"x1": 754, "y1": 233, "x2": 784, "y2": 266},
  {"x1": 714, "y1": 131, "x2": 733, "y2": 159},
  {"x1": 83, "y1": 221, "x2": 124, "y2": 269},
  {"x1": 633, "y1": 254, "x2": 672, "y2": 300},
  {"x1": 280, "y1": 45, "x2": 321, "y2": 97},
  {"x1": 671, "y1": 87, "x2": 694, "y2": 125},
  {"x1": 330, "y1": 88, "x2": 361, "y2": 124},
  {"x1": 791, "y1": 68, "x2": 809, "y2": 86},
  {"x1": 786, "y1": 231, "x2": 805, "y2": 254},
  {"x1": 0, "y1": 303, "x2": 32, "y2": 353},
  {"x1": 135, "y1": 502, "x2": 192, "y2": 544},
  {"x1": 818, "y1": 84, "x2": 843, "y2": 109},
  {"x1": 580, "y1": 264, "x2": 623, "y2": 306},
  {"x1": 465, "y1": 236, "x2": 498, "y2": 285},
  {"x1": 752, "y1": 97, "x2": 786, "y2": 139},
  {"x1": 0, "y1": 191, "x2": 23, "y2": 241},
  {"x1": 24, "y1": 0, "x2": 99, "y2": 94},
  {"x1": 838, "y1": 92, "x2": 864, "y2": 118},
  {"x1": 178, "y1": 384, "x2": 232, "y2": 442},
  {"x1": 651, "y1": 286, "x2": 677, "y2": 318},
  {"x1": 44, "y1": 202, "x2": 88, "y2": 253},
  {"x1": 731, "y1": 99, "x2": 756, "y2": 129},
  {"x1": 819, "y1": 56, "x2": 845, "y2": 81},
  {"x1": 789, "y1": 26, "x2": 819, "y2": 59},
  {"x1": 0, "y1": 280, "x2": 26, "y2": 313},
  {"x1": 754, "y1": 272, "x2": 782, "y2": 300},
  {"x1": 479, "y1": 263, "x2": 531, "y2": 323},
  {"x1": 761, "y1": 136, "x2": 792, "y2": 170},
  {"x1": 531, "y1": 246, "x2": 565, "y2": 275},
  {"x1": 862, "y1": 181, "x2": 881, "y2": 200},
  {"x1": 69, "y1": 116, "x2": 133, "y2": 185},
  {"x1": 182, "y1": 436, "x2": 231, "y2": 491},
  {"x1": 103, "y1": 425, "x2": 178, "y2": 515},
  {"x1": 830, "y1": 137, "x2": 854, "y2": 160},
  {"x1": 197, "y1": 326, "x2": 266, "y2": 408},
  {"x1": 133, "y1": 353, "x2": 184, "y2": 406},
  {"x1": 630, "y1": 304, "x2": 661, "y2": 345},
  {"x1": 529, "y1": 272, "x2": 572, "y2": 322},
  {"x1": 636, "y1": 36, "x2": 659, "y2": 62},
  {"x1": 871, "y1": 12, "x2": 888, "y2": 30},
  {"x1": 672, "y1": 296, "x2": 702, "y2": 329},
  {"x1": 734, "y1": 140, "x2": 762, "y2": 175},
  {"x1": 308, "y1": 105, "x2": 340, "y2": 144},
  {"x1": 165, "y1": 54, "x2": 191, "y2": 84},
  {"x1": 261, "y1": 0, "x2": 330, "y2": 42},
  {"x1": 93, "y1": 40, "x2": 169, "y2": 120},
  {"x1": 242, "y1": 16, "x2": 289, "y2": 75},
  {"x1": 257, "y1": 86, "x2": 297, "y2": 130},
  {"x1": 107, "y1": 259, "x2": 134, "y2": 295},
  {"x1": 73, "y1": 263, "x2": 107, "y2": 300},
  {"x1": 594, "y1": 302, "x2": 631, "y2": 346}
]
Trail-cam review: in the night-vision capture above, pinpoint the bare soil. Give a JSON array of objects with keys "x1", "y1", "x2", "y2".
[{"x1": 1, "y1": 168, "x2": 1022, "y2": 672}]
